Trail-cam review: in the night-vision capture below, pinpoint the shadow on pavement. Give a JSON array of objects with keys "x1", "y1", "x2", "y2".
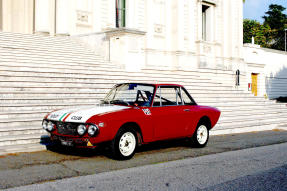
[{"x1": 40, "y1": 135, "x2": 195, "y2": 159}]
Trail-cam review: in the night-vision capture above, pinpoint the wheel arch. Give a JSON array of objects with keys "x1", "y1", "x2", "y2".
[
  {"x1": 198, "y1": 116, "x2": 212, "y2": 130},
  {"x1": 119, "y1": 122, "x2": 143, "y2": 146}
]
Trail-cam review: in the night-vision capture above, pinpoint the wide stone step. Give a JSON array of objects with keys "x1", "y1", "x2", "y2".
[
  {"x1": 0, "y1": 127, "x2": 45, "y2": 137},
  {"x1": 206, "y1": 101, "x2": 284, "y2": 108},
  {"x1": 0, "y1": 89, "x2": 247, "y2": 100},
  {"x1": 0, "y1": 103, "x2": 91, "y2": 112},
  {"x1": 0, "y1": 110, "x2": 49, "y2": 120},
  {"x1": 0, "y1": 70, "x2": 210, "y2": 83},
  {"x1": 0, "y1": 36, "x2": 83, "y2": 49},
  {"x1": 0, "y1": 42, "x2": 93, "y2": 56},
  {"x1": 0, "y1": 45, "x2": 102, "y2": 58},
  {"x1": 195, "y1": 96, "x2": 271, "y2": 102},
  {"x1": 0, "y1": 104, "x2": 283, "y2": 122},
  {"x1": 0, "y1": 71, "x2": 216, "y2": 84},
  {"x1": 0, "y1": 102, "x2": 284, "y2": 124},
  {"x1": 219, "y1": 112, "x2": 283, "y2": 123},
  {"x1": 0, "y1": 84, "x2": 234, "y2": 93},
  {"x1": 143, "y1": 68, "x2": 242, "y2": 84},
  {"x1": 0, "y1": 80, "x2": 227, "y2": 89},
  {"x1": 0, "y1": 32, "x2": 83, "y2": 44},
  {"x1": 220, "y1": 107, "x2": 287, "y2": 116},
  {"x1": 0, "y1": 70, "x2": 225, "y2": 86},
  {"x1": 0, "y1": 142, "x2": 46, "y2": 156},
  {"x1": 0, "y1": 75, "x2": 221, "y2": 89},
  {"x1": 0, "y1": 91, "x2": 107, "y2": 99},
  {"x1": 198, "y1": 99, "x2": 275, "y2": 105},
  {"x1": 143, "y1": 67, "x2": 235, "y2": 76},
  {"x1": 0, "y1": 46, "x2": 103, "y2": 59},
  {"x1": 191, "y1": 91, "x2": 252, "y2": 97},
  {"x1": 216, "y1": 117, "x2": 285, "y2": 130},
  {"x1": 0, "y1": 121, "x2": 42, "y2": 129},
  {"x1": 0, "y1": 36, "x2": 95, "y2": 53},
  {"x1": 211, "y1": 123, "x2": 284, "y2": 135},
  {"x1": 0, "y1": 56, "x2": 117, "y2": 69},
  {"x1": 0, "y1": 54, "x2": 111, "y2": 67},
  {"x1": 0, "y1": 65, "x2": 208, "y2": 80},
  {"x1": 0, "y1": 96, "x2": 101, "y2": 105},
  {"x1": 0, "y1": 133, "x2": 43, "y2": 147},
  {"x1": 0, "y1": 95, "x2": 270, "y2": 105},
  {"x1": 0, "y1": 58, "x2": 116, "y2": 69}
]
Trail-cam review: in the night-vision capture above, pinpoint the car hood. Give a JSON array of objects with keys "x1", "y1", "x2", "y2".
[{"x1": 46, "y1": 105, "x2": 129, "y2": 123}]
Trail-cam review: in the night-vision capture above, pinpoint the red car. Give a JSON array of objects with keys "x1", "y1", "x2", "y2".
[{"x1": 42, "y1": 83, "x2": 220, "y2": 160}]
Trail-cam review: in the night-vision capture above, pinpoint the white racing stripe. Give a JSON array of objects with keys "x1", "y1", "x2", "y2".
[{"x1": 47, "y1": 105, "x2": 129, "y2": 123}]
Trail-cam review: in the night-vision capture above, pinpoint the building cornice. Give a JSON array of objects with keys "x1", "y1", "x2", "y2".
[
  {"x1": 103, "y1": 28, "x2": 146, "y2": 38},
  {"x1": 247, "y1": 62, "x2": 266, "y2": 68}
]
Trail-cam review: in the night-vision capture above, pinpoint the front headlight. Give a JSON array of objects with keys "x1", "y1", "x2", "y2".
[
  {"x1": 77, "y1": 124, "x2": 87, "y2": 136},
  {"x1": 42, "y1": 120, "x2": 48, "y2": 130},
  {"x1": 88, "y1": 125, "x2": 99, "y2": 136},
  {"x1": 47, "y1": 121, "x2": 55, "y2": 132}
]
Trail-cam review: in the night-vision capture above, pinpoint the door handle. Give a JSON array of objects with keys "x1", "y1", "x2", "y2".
[{"x1": 184, "y1": 109, "x2": 190, "y2": 112}]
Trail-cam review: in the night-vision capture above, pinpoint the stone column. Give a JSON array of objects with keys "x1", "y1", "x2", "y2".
[
  {"x1": 56, "y1": 0, "x2": 70, "y2": 35},
  {"x1": 35, "y1": 0, "x2": 49, "y2": 33},
  {"x1": 49, "y1": 0, "x2": 56, "y2": 35},
  {"x1": 176, "y1": 0, "x2": 184, "y2": 52}
]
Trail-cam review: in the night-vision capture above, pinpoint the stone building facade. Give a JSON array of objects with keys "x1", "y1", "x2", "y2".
[
  {"x1": 0, "y1": 0, "x2": 244, "y2": 71},
  {"x1": 0, "y1": 0, "x2": 286, "y2": 99}
]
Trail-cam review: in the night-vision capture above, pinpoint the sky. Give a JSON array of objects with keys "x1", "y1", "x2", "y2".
[{"x1": 243, "y1": 0, "x2": 287, "y2": 23}]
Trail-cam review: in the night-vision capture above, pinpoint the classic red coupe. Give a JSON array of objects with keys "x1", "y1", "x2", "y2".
[{"x1": 42, "y1": 83, "x2": 220, "y2": 160}]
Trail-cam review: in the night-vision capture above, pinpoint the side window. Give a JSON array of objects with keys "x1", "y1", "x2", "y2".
[
  {"x1": 182, "y1": 88, "x2": 195, "y2": 105},
  {"x1": 153, "y1": 86, "x2": 183, "y2": 106}
]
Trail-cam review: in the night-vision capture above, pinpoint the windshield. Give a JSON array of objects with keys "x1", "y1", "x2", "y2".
[{"x1": 102, "y1": 84, "x2": 155, "y2": 107}]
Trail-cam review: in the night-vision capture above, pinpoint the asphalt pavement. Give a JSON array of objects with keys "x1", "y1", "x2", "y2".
[
  {"x1": 1, "y1": 130, "x2": 287, "y2": 190},
  {"x1": 6, "y1": 142, "x2": 287, "y2": 191}
]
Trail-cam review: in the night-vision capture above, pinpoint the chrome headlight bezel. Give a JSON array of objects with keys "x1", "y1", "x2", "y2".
[
  {"x1": 47, "y1": 121, "x2": 55, "y2": 132},
  {"x1": 88, "y1": 124, "x2": 99, "y2": 136},
  {"x1": 42, "y1": 120, "x2": 48, "y2": 130},
  {"x1": 77, "y1": 124, "x2": 87, "y2": 136}
]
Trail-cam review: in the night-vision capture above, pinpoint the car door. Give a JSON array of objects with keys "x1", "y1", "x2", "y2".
[
  {"x1": 179, "y1": 87, "x2": 201, "y2": 136},
  {"x1": 150, "y1": 86, "x2": 187, "y2": 140}
]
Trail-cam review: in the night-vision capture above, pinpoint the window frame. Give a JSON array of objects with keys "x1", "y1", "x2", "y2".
[
  {"x1": 152, "y1": 85, "x2": 196, "y2": 107},
  {"x1": 116, "y1": 0, "x2": 126, "y2": 28}
]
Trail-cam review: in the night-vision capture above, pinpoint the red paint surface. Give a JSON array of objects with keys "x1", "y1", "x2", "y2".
[{"x1": 46, "y1": 84, "x2": 221, "y2": 147}]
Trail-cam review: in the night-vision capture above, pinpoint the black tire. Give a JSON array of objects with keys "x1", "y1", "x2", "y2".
[
  {"x1": 191, "y1": 122, "x2": 209, "y2": 148},
  {"x1": 111, "y1": 128, "x2": 138, "y2": 160}
]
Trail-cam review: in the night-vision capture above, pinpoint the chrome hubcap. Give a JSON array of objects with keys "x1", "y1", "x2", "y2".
[
  {"x1": 197, "y1": 125, "x2": 208, "y2": 144},
  {"x1": 119, "y1": 132, "x2": 136, "y2": 156}
]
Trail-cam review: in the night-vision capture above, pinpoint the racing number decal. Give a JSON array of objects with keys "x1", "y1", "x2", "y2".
[
  {"x1": 142, "y1": 108, "x2": 151, "y2": 115},
  {"x1": 71, "y1": 116, "x2": 82, "y2": 120},
  {"x1": 49, "y1": 114, "x2": 59, "y2": 119}
]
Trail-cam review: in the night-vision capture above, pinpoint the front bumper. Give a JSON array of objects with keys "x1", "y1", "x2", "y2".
[{"x1": 50, "y1": 134, "x2": 97, "y2": 148}]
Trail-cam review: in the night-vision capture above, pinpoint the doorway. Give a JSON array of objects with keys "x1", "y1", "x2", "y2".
[{"x1": 251, "y1": 73, "x2": 258, "y2": 96}]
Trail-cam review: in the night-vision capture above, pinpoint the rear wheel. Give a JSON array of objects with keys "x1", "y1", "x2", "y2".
[
  {"x1": 191, "y1": 123, "x2": 209, "y2": 147},
  {"x1": 111, "y1": 128, "x2": 137, "y2": 160}
]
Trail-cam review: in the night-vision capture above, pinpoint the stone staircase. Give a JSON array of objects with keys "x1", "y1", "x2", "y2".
[{"x1": 0, "y1": 32, "x2": 286, "y2": 155}]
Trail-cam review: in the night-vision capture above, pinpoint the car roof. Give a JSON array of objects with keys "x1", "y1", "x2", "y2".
[{"x1": 118, "y1": 83, "x2": 184, "y2": 87}]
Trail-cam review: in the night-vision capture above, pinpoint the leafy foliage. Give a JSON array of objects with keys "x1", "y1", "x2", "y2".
[
  {"x1": 244, "y1": 4, "x2": 287, "y2": 51},
  {"x1": 243, "y1": 19, "x2": 273, "y2": 48},
  {"x1": 263, "y1": 4, "x2": 287, "y2": 50}
]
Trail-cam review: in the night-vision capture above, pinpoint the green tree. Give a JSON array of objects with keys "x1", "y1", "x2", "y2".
[
  {"x1": 263, "y1": 4, "x2": 286, "y2": 29},
  {"x1": 243, "y1": 19, "x2": 273, "y2": 48},
  {"x1": 262, "y1": 4, "x2": 287, "y2": 50}
]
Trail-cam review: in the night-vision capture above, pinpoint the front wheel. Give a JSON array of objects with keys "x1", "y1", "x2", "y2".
[
  {"x1": 191, "y1": 123, "x2": 209, "y2": 148},
  {"x1": 111, "y1": 128, "x2": 137, "y2": 160}
]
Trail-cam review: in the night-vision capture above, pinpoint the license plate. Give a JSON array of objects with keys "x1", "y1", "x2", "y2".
[{"x1": 61, "y1": 140, "x2": 73, "y2": 146}]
